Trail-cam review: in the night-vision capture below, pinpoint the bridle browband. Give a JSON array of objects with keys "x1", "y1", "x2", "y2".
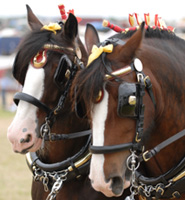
[{"x1": 89, "y1": 38, "x2": 185, "y2": 199}]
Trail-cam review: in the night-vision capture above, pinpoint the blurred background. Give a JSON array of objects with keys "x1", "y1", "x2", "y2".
[{"x1": 1, "y1": 0, "x2": 185, "y2": 199}]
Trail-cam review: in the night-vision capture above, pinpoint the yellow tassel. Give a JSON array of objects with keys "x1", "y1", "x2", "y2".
[
  {"x1": 87, "y1": 44, "x2": 113, "y2": 67},
  {"x1": 41, "y1": 23, "x2": 61, "y2": 34}
]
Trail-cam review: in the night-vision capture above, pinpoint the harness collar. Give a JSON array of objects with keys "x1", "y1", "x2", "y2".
[{"x1": 26, "y1": 135, "x2": 91, "y2": 192}]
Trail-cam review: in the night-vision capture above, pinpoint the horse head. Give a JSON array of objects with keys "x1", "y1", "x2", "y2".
[
  {"x1": 7, "y1": 5, "x2": 87, "y2": 154},
  {"x1": 72, "y1": 21, "x2": 173, "y2": 197}
]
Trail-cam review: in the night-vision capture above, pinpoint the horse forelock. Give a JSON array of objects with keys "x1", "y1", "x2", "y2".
[{"x1": 72, "y1": 57, "x2": 106, "y2": 115}]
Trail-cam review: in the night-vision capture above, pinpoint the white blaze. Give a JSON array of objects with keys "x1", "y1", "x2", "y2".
[
  {"x1": 89, "y1": 89, "x2": 115, "y2": 197},
  {"x1": 7, "y1": 64, "x2": 45, "y2": 152}
]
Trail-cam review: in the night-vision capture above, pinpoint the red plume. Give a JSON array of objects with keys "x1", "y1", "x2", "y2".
[{"x1": 58, "y1": 4, "x2": 67, "y2": 22}]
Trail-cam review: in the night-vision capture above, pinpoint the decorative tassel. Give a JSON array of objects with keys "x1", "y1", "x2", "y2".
[
  {"x1": 67, "y1": 9, "x2": 82, "y2": 23},
  {"x1": 135, "y1": 13, "x2": 142, "y2": 25},
  {"x1": 144, "y1": 13, "x2": 150, "y2": 26},
  {"x1": 129, "y1": 14, "x2": 135, "y2": 26},
  {"x1": 58, "y1": 4, "x2": 67, "y2": 22},
  {"x1": 102, "y1": 20, "x2": 125, "y2": 33}
]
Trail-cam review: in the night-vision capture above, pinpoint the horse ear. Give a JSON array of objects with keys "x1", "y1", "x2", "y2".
[
  {"x1": 26, "y1": 4, "x2": 43, "y2": 30},
  {"x1": 85, "y1": 24, "x2": 100, "y2": 54},
  {"x1": 64, "y1": 13, "x2": 78, "y2": 40},
  {"x1": 119, "y1": 22, "x2": 145, "y2": 61}
]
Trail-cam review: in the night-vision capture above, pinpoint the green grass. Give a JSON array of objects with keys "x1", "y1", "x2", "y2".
[
  {"x1": 0, "y1": 109, "x2": 32, "y2": 200},
  {"x1": 0, "y1": 108, "x2": 15, "y2": 118}
]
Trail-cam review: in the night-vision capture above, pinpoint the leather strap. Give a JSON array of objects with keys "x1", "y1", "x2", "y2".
[
  {"x1": 14, "y1": 92, "x2": 52, "y2": 115},
  {"x1": 142, "y1": 128, "x2": 185, "y2": 162},
  {"x1": 44, "y1": 129, "x2": 91, "y2": 141},
  {"x1": 90, "y1": 142, "x2": 134, "y2": 154}
]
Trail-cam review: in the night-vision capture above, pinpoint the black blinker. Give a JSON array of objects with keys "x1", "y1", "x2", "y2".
[
  {"x1": 117, "y1": 82, "x2": 138, "y2": 118},
  {"x1": 54, "y1": 55, "x2": 72, "y2": 88}
]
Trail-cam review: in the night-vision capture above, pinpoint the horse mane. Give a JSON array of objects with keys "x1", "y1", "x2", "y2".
[{"x1": 71, "y1": 27, "x2": 185, "y2": 115}]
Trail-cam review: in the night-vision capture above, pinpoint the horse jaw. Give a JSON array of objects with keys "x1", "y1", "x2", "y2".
[
  {"x1": 7, "y1": 65, "x2": 44, "y2": 153},
  {"x1": 89, "y1": 89, "x2": 130, "y2": 197}
]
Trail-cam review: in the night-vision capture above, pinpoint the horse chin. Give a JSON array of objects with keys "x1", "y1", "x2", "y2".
[
  {"x1": 29, "y1": 138, "x2": 42, "y2": 152},
  {"x1": 91, "y1": 177, "x2": 130, "y2": 197}
]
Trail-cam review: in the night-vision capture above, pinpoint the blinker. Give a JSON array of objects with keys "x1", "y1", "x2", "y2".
[
  {"x1": 31, "y1": 50, "x2": 47, "y2": 68},
  {"x1": 54, "y1": 55, "x2": 72, "y2": 88},
  {"x1": 117, "y1": 82, "x2": 138, "y2": 118}
]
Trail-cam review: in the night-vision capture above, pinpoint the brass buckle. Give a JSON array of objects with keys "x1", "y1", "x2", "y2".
[
  {"x1": 144, "y1": 75, "x2": 150, "y2": 87},
  {"x1": 156, "y1": 186, "x2": 164, "y2": 196},
  {"x1": 172, "y1": 191, "x2": 180, "y2": 198},
  {"x1": 143, "y1": 150, "x2": 151, "y2": 162}
]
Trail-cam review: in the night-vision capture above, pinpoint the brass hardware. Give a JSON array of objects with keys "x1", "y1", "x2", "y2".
[
  {"x1": 156, "y1": 186, "x2": 164, "y2": 196},
  {"x1": 33, "y1": 50, "x2": 47, "y2": 68},
  {"x1": 65, "y1": 69, "x2": 71, "y2": 79},
  {"x1": 137, "y1": 73, "x2": 144, "y2": 82},
  {"x1": 26, "y1": 152, "x2": 33, "y2": 166},
  {"x1": 172, "y1": 170, "x2": 185, "y2": 182},
  {"x1": 135, "y1": 132, "x2": 141, "y2": 143},
  {"x1": 144, "y1": 76, "x2": 150, "y2": 86},
  {"x1": 68, "y1": 153, "x2": 92, "y2": 172},
  {"x1": 105, "y1": 66, "x2": 132, "y2": 79},
  {"x1": 142, "y1": 150, "x2": 151, "y2": 162},
  {"x1": 128, "y1": 95, "x2": 136, "y2": 105},
  {"x1": 43, "y1": 44, "x2": 74, "y2": 53},
  {"x1": 172, "y1": 191, "x2": 180, "y2": 198},
  {"x1": 96, "y1": 90, "x2": 103, "y2": 103}
]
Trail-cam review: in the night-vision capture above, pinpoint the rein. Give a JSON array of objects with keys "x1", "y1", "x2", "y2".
[{"x1": 89, "y1": 38, "x2": 185, "y2": 200}]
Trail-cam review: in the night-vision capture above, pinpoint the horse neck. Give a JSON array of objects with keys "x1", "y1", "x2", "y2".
[{"x1": 140, "y1": 40, "x2": 185, "y2": 176}]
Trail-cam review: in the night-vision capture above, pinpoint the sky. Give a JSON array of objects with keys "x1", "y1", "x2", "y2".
[{"x1": 0, "y1": 0, "x2": 185, "y2": 23}]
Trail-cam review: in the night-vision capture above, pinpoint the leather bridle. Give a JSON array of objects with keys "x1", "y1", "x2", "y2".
[
  {"x1": 88, "y1": 38, "x2": 185, "y2": 199},
  {"x1": 13, "y1": 41, "x2": 92, "y2": 199},
  {"x1": 13, "y1": 43, "x2": 90, "y2": 141},
  {"x1": 90, "y1": 38, "x2": 156, "y2": 155}
]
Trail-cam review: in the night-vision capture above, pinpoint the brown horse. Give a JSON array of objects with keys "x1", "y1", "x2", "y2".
[
  {"x1": 72, "y1": 22, "x2": 185, "y2": 199},
  {"x1": 7, "y1": 5, "x2": 131, "y2": 200}
]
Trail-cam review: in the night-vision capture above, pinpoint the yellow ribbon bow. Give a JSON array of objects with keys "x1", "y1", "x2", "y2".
[
  {"x1": 41, "y1": 23, "x2": 61, "y2": 34},
  {"x1": 87, "y1": 44, "x2": 113, "y2": 67}
]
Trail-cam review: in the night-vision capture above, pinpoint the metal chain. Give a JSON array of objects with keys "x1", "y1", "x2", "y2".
[
  {"x1": 32, "y1": 165, "x2": 68, "y2": 198},
  {"x1": 46, "y1": 177, "x2": 64, "y2": 200},
  {"x1": 125, "y1": 151, "x2": 140, "y2": 200}
]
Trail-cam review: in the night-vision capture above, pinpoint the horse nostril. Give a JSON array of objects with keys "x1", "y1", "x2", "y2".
[
  {"x1": 111, "y1": 176, "x2": 124, "y2": 196},
  {"x1": 20, "y1": 134, "x2": 32, "y2": 143}
]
